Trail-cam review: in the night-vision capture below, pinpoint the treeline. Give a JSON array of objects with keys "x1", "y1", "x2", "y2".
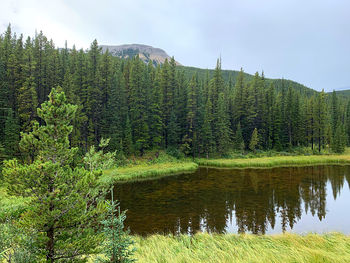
[{"x1": 1, "y1": 25, "x2": 349, "y2": 159}]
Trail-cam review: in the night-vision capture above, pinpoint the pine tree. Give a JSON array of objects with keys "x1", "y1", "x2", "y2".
[
  {"x1": 249, "y1": 128, "x2": 259, "y2": 152},
  {"x1": 128, "y1": 56, "x2": 149, "y2": 155},
  {"x1": 123, "y1": 114, "x2": 133, "y2": 156},
  {"x1": 332, "y1": 124, "x2": 346, "y2": 153},
  {"x1": 331, "y1": 90, "x2": 340, "y2": 136},
  {"x1": 167, "y1": 110, "x2": 180, "y2": 148},
  {"x1": 3, "y1": 88, "x2": 104, "y2": 262},
  {"x1": 314, "y1": 90, "x2": 327, "y2": 153},
  {"x1": 148, "y1": 67, "x2": 163, "y2": 149},
  {"x1": 216, "y1": 92, "x2": 232, "y2": 155},
  {"x1": 201, "y1": 96, "x2": 214, "y2": 157},
  {"x1": 234, "y1": 122, "x2": 245, "y2": 152},
  {"x1": 3, "y1": 108, "x2": 20, "y2": 158},
  {"x1": 184, "y1": 75, "x2": 197, "y2": 155}
]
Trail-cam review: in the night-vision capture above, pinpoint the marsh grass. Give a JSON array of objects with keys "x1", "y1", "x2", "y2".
[
  {"x1": 197, "y1": 151, "x2": 350, "y2": 169},
  {"x1": 100, "y1": 161, "x2": 198, "y2": 185},
  {"x1": 0, "y1": 186, "x2": 28, "y2": 220},
  {"x1": 132, "y1": 233, "x2": 350, "y2": 263}
]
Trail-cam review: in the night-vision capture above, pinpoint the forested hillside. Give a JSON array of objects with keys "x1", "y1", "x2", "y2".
[
  {"x1": 178, "y1": 66, "x2": 317, "y2": 97},
  {"x1": 1, "y1": 25, "x2": 349, "y2": 161}
]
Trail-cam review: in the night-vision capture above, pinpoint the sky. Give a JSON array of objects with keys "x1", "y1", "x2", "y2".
[{"x1": 1, "y1": 0, "x2": 349, "y2": 91}]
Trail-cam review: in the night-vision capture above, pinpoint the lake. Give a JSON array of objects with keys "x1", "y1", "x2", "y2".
[{"x1": 112, "y1": 165, "x2": 350, "y2": 235}]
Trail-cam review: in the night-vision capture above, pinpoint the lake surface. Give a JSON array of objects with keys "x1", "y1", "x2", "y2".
[{"x1": 112, "y1": 165, "x2": 350, "y2": 235}]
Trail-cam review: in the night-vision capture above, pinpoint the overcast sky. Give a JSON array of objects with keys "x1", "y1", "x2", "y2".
[{"x1": 1, "y1": 0, "x2": 349, "y2": 91}]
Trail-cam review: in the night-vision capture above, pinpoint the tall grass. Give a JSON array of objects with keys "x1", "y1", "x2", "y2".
[
  {"x1": 100, "y1": 161, "x2": 198, "y2": 185},
  {"x1": 0, "y1": 186, "x2": 28, "y2": 220},
  {"x1": 132, "y1": 233, "x2": 350, "y2": 263},
  {"x1": 197, "y1": 154, "x2": 350, "y2": 169}
]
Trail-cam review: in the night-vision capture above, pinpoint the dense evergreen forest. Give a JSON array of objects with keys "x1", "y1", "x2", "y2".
[{"x1": 1, "y1": 25, "x2": 349, "y2": 161}]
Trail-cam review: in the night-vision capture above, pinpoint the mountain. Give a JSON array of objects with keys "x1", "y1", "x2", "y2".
[
  {"x1": 102, "y1": 44, "x2": 315, "y2": 96},
  {"x1": 100, "y1": 44, "x2": 181, "y2": 66},
  {"x1": 333, "y1": 89, "x2": 350, "y2": 99}
]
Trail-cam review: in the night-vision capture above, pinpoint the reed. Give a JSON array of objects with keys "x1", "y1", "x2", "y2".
[
  {"x1": 132, "y1": 232, "x2": 350, "y2": 263},
  {"x1": 197, "y1": 154, "x2": 350, "y2": 169},
  {"x1": 100, "y1": 161, "x2": 198, "y2": 185}
]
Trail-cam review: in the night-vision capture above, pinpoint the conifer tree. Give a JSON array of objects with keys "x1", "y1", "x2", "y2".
[
  {"x1": 184, "y1": 75, "x2": 197, "y2": 154},
  {"x1": 345, "y1": 101, "x2": 350, "y2": 145},
  {"x1": 167, "y1": 110, "x2": 180, "y2": 147},
  {"x1": 97, "y1": 188, "x2": 135, "y2": 263},
  {"x1": 332, "y1": 124, "x2": 346, "y2": 153},
  {"x1": 249, "y1": 128, "x2": 259, "y2": 152},
  {"x1": 216, "y1": 92, "x2": 232, "y2": 155},
  {"x1": 234, "y1": 122, "x2": 245, "y2": 152},
  {"x1": 201, "y1": 96, "x2": 214, "y2": 157},
  {"x1": 314, "y1": 90, "x2": 327, "y2": 152},
  {"x1": 148, "y1": 67, "x2": 164, "y2": 149},
  {"x1": 128, "y1": 56, "x2": 149, "y2": 155},
  {"x1": 3, "y1": 88, "x2": 104, "y2": 262},
  {"x1": 3, "y1": 108, "x2": 20, "y2": 158},
  {"x1": 123, "y1": 114, "x2": 133, "y2": 156}
]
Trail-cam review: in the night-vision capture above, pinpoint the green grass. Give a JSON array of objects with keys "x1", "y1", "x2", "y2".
[
  {"x1": 197, "y1": 151, "x2": 350, "y2": 169},
  {"x1": 132, "y1": 232, "x2": 350, "y2": 263},
  {"x1": 100, "y1": 161, "x2": 198, "y2": 185},
  {"x1": 0, "y1": 186, "x2": 28, "y2": 221}
]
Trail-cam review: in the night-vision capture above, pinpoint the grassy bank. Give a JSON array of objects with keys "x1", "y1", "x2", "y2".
[
  {"x1": 100, "y1": 161, "x2": 198, "y2": 185},
  {"x1": 0, "y1": 186, "x2": 28, "y2": 220},
  {"x1": 132, "y1": 233, "x2": 350, "y2": 263},
  {"x1": 197, "y1": 152, "x2": 350, "y2": 169}
]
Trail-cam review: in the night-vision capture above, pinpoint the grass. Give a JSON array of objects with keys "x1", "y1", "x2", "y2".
[
  {"x1": 0, "y1": 186, "x2": 28, "y2": 221},
  {"x1": 197, "y1": 149, "x2": 350, "y2": 169},
  {"x1": 100, "y1": 161, "x2": 198, "y2": 185},
  {"x1": 132, "y1": 232, "x2": 350, "y2": 263}
]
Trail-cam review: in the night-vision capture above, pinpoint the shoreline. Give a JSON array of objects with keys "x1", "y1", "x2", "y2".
[
  {"x1": 99, "y1": 161, "x2": 198, "y2": 185},
  {"x1": 101, "y1": 153, "x2": 350, "y2": 183},
  {"x1": 196, "y1": 154, "x2": 350, "y2": 169}
]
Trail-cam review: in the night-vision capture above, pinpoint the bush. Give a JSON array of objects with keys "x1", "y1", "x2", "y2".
[{"x1": 166, "y1": 147, "x2": 185, "y2": 160}]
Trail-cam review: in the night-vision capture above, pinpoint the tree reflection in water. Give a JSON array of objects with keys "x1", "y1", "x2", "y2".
[{"x1": 113, "y1": 166, "x2": 350, "y2": 235}]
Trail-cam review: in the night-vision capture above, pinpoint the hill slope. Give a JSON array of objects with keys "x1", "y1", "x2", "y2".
[
  {"x1": 178, "y1": 65, "x2": 316, "y2": 96},
  {"x1": 103, "y1": 43, "x2": 315, "y2": 96},
  {"x1": 100, "y1": 44, "x2": 181, "y2": 66}
]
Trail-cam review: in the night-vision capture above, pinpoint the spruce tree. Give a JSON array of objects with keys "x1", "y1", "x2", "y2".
[
  {"x1": 332, "y1": 124, "x2": 346, "y2": 153},
  {"x1": 249, "y1": 128, "x2": 259, "y2": 152},
  {"x1": 216, "y1": 92, "x2": 232, "y2": 155},
  {"x1": 234, "y1": 122, "x2": 245, "y2": 152},
  {"x1": 314, "y1": 90, "x2": 327, "y2": 153},
  {"x1": 3, "y1": 108, "x2": 20, "y2": 158},
  {"x1": 201, "y1": 96, "x2": 214, "y2": 157}
]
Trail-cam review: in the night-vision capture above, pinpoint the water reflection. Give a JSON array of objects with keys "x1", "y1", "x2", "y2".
[{"x1": 113, "y1": 166, "x2": 350, "y2": 235}]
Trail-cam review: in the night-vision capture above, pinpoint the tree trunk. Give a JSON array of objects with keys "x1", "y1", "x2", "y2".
[{"x1": 46, "y1": 225, "x2": 55, "y2": 262}]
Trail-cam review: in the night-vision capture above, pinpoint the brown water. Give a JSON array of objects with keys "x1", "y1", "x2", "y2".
[{"x1": 112, "y1": 166, "x2": 350, "y2": 235}]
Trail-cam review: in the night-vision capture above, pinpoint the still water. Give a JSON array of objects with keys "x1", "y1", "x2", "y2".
[{"x1": 113, "y1": 166, "x2": 350, "y2": 235}]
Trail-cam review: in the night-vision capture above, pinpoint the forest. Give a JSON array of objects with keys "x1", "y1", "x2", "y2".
[
  {"x1": 1, "y1": 25, "x2": 350, "y2": 162},
  {"x1": 2, "y1": 23, "x2": 350, "y2": 263}
]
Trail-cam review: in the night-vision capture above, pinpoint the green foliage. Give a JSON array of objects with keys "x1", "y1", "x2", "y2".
[
  {"x1": 3, "y1": 88, "x2": 104, "y2": 262},
  {"x1": 133, "y1": 233, "x2": 350, "y2": 263},
  {"x1": 3, "y1": 108, "x2": 20, "y2": 158},
  {"x1": 96, "y1": 189, "x2": 135, "y2": 263},
  {"x1": 332, "y1": 124, "x2": 347, "y2": 153},
  {"x1": 84, "y1": 137, "x2": 117, "y2": 173},
  {"x1": 1, "y1": 25, "x2": 350, "y2": 159},
  {"x1": 233, "y1": 122, "x2": 245, "y2": 152},
  {"x1": 0, "y1": 220, "x2": 38, "y2": 263},
  {"x1": 249, "y1": 128, "x2": 259, "y2": 152}
]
